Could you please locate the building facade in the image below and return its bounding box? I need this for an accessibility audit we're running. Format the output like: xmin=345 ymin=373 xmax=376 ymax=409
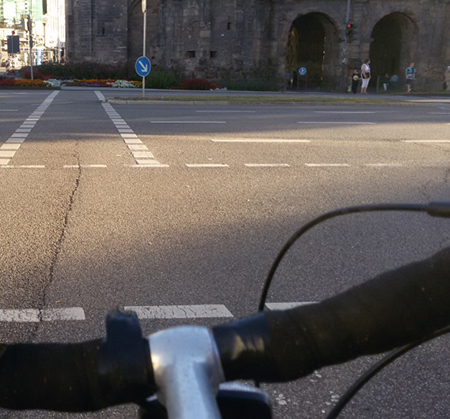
xmin=67 ymin=0 xmax=450 ymax=90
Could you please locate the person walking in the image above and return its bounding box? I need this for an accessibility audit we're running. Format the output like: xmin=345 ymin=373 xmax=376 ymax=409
xmin=361 ymin=58 xmax=371 ymax=94
xmin=405 ymin=62 xmax=416 ymax=94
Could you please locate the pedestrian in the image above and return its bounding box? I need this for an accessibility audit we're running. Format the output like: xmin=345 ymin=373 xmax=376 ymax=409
xmin=444 ymin=66 xmax=450 ymax=92
xmin=405 ymin=62 xmax=416 ymax=94
xmin=382 ymin=73 xmax=390 ymax=92
xmin=360 ymin=58 xmax=371 ymax=94
xmin=351 ymin=69 xmax=360 ymax=94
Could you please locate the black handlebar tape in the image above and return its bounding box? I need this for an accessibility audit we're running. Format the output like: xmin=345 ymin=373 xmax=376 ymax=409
xmin=214 ymin=247 xmax=450 ymax=382
xmin=0 ymin=310 xmax=155 ymax=412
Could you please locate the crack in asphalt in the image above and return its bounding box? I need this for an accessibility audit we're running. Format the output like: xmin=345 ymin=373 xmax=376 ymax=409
xmin=29 ymin=146 xmax=82 ymax=338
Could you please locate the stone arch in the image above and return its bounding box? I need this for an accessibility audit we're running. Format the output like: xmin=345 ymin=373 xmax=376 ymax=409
xmin=369 ymin=12 xmax=419 ymax=83
xmin=285 ymin=12 xmax=340 ymax=90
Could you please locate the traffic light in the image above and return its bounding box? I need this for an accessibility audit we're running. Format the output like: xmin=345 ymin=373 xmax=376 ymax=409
xmin=345 ymin=22 xmax=357 ymax=42
xmin=346 ymin=23 xmax=354 ymax=36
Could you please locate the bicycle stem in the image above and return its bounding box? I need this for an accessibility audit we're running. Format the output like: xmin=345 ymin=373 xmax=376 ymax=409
xmin=149 ymin=326 xmax=225 ymax=419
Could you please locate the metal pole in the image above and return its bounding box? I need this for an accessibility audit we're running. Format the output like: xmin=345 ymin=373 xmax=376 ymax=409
xmin=142 ymin=10 xmax=147 ymax=98
xmin=28 ymin=15 xmax=33 ymax=80
xmin=339 ymin=0 xmax=351 ymax=92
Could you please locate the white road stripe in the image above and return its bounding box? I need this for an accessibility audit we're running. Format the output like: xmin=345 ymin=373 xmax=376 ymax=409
xmin=150 ymin=121 xmax=226 ymax=124
xmin=1 ymin=91 xmax=59 ymax=166
xmin=186 ymin=163 xmax=229 ymax=168
xmin=196 ymin=110 xmax=256 ymax=113
xmin=0 ymin=109 xmax=19 ymax=112
xmin=211 ymin=139 xmax=310 ymax=143
xmin=63 ymin=165 xmax=107 ymax=168
xmin=6 ymin=138 xmax=26 ymax=143
xmin=365 ymin=163 xmax=403 ymax=167
xmin=97 ymin=91 xmax=165 ymax=167
xmin=132 ymin=151 xmax=155 ymax=159
xmin=305 ymin=163 xmax=350 ymax=167
xmin=133 ymin=161 xmax=170 ymax=167
xmin=314 ymin=111 xmax=376 ymax=114
xmin=1 ymin=144 xmax=21 ymax=150
xmin=95 ymin=91 xmax=106 ymax=101
xmin=245 ymin=163 xmax=290 ymax=167
xmin=0 ymin=308 xmax=85 ymax=322
xmin=128 ymin=144 xmax=149 ymax=151
xmin=0 ymin=151 xmax=16 ymax=158
xmin=265 ymin=302 xmax=317 ymax=310
xmin=125 ymin=305 xmax=233 ymax=319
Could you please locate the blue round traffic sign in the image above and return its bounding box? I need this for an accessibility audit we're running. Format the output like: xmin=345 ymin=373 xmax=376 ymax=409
xmin=135 ymin=56 xmax=151 ymax=77
xmin=299 ymin=67 xmax=307 ymax=76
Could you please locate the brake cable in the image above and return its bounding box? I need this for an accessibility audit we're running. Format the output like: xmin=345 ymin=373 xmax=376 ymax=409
xmin=257 ymin=202 xmax=450 ymax=416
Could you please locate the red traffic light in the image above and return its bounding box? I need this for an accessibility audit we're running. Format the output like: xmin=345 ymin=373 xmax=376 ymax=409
xmin=347 ymin=23 xmax=353 ymax=29
xmin=12 ymin=30 xmax=15 ymax=35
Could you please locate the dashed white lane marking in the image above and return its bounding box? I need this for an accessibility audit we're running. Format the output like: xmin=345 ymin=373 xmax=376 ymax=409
xmin=0 ymin=109 xmax=19 ymax=112
xmin=265 ymin=302 xmax=317 ymax=310
xmin=0 ymin=91 xmax=59 ymax=166
xmin=245 ymin=163 xmax=290 ymax=167
xmin=124 ymin=305 xmax=234 ymax=319
xmin=364 ymin=163 xmax=403 ymax=167
xmin=196 ymin=110 xmax=257 ymax=113
xmin=0 ymin=308 xmax=85 ymax=322
xmin=211 ymin=139 xmax=310 ymax=143
xmin=96 ymin=91 xmax=167 ymax=167
xmin=305 ymin=163 xmax=350 ymax=167
xmin=186 ymin=163 xmax=229 ymax=168
xmin=314 ymin=111 xmax=376 ymax=114
xmin=1 ymin=144 xmax=21 ymax=150
xmin=402 ymin=140 xmax=450 ymax=143
xmin=63 ymin=165 xmax=107 ymax=168
xmin=150 ymin=121 xmax=226 ymax=124
xmin=298 ymin=122 xmax=376 ymax=125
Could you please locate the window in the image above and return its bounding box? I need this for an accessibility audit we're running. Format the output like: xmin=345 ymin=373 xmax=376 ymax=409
xmin=186 ymin=51 xmax=196 ymax=58
xmin=210 ymin=51 xmax=217 ymax=58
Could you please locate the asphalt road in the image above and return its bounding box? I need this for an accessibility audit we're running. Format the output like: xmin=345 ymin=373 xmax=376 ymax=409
xmin=0 ymin=88 xmax=450 ymax=418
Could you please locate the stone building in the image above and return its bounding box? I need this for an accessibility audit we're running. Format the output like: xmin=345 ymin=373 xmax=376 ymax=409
xmin=66 ymin=0 xmax=450 ymax=91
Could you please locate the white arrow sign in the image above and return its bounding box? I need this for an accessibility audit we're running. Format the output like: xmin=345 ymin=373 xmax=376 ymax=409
xmin=139 ymin=62 xmax=148 ymax=73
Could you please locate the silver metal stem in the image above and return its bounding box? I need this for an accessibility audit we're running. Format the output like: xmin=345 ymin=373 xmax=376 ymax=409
xmin=149 ymin=326 xmax=225 ymax=419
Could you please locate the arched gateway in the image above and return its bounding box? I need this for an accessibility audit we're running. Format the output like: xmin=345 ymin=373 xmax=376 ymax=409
xmin=66 ymin=0 xmax=449 ymax=91
xmin=369 ymin=13 xmax=418 ymax=84
xmin=286 ymin=13 xmax=339 ymax=90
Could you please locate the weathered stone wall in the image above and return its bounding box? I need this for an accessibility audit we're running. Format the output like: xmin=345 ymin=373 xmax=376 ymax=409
xmin=66 ymin=0 xmax=450 ymax=90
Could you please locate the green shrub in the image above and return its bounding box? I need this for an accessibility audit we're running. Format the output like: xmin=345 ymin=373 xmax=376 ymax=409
xmin=33 ymin=62 xmax=129 ymax=80
xmin=175 ymin=78 xmax=221 ymax=90
xmin=145 ymin=69 xmax=181 ymax=89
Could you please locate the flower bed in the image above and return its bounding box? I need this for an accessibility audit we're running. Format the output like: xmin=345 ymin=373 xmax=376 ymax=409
xmin=0 ymin=78 xmax=49 ymax=88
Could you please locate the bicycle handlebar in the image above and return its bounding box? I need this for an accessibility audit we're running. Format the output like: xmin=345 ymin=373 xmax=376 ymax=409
xmin=214 ymin=246 xmax=450 ymax=382
xmin=0 ymin=247 xmax=449 ymax=412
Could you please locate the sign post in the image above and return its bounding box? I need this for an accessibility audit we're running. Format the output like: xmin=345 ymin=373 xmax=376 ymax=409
xmin=135 ymin=56 xmax=151 ymax=96
xmin=142 ymin=0 xmax=147 ymax=98
xmin=298 ymin=67 xmax=308 ymax=90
